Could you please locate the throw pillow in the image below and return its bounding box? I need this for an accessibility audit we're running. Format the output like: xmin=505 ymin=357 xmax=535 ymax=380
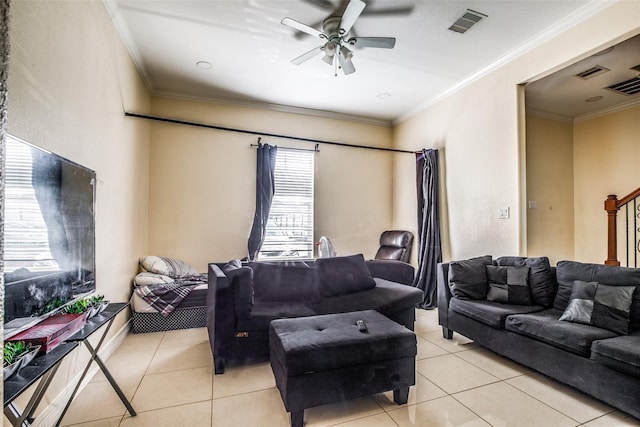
xmin=486 ymin=265 xmax=531 ymax=305
xmin=559 ymin=280 xmax=635 ymax=335
xmin=140 ymin=255 xmax=199 ymax=279
xmin=448 ymin=255 xmax=493 ymax=300
xmin=133 ymin=272 xmax=174 ymax=287
xmin=251 ymin=263 xmax=318 ymax=302
xmin=316 ymin=254 xmax=376 ymax=297
xmin=496 ymin=256 xmax=555 ymax=306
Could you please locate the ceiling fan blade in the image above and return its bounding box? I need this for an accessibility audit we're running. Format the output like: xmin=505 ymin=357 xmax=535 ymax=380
xmin=339 ymin=0 xmax=365 ymax=35
xmin=351 ymin=37 xmax=396 ymax=49
xmin=300 ymin=0 xmax=335 ymax=12
xmin=291 ymin=46 xmax=324 ymax=65
xmin=281 ymin=17 xmax=324 ymax=39
xmin=338 ymin=50 xmax=355 ymax=75
xmin=361 ymin=7 xmax=414 ymax=17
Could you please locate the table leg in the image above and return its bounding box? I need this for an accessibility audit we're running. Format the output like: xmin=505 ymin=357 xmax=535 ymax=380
xmin=54 ymin=316 xmax=136 ymax=426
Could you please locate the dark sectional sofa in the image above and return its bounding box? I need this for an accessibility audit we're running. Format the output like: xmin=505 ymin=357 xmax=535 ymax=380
xmin=438 ymin=256 xmax=640 ymax=419
xmin=207 ymin=254 xmax=423 ymax=374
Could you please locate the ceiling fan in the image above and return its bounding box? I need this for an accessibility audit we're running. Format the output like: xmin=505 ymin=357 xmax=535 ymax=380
xmin=281 ymin=0 xmax=396 ymax=76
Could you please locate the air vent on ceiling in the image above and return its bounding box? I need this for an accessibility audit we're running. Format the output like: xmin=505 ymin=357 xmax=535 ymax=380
xmin=606 ymin=76 xmax=640 ymax=95
xmin=447 ymin=9 xmax=487 ymax=34
xmin=575 ymin=65 xmax=610 ymax=80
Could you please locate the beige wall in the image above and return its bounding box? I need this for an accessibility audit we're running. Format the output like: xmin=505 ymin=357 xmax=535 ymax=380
xmin=525 ymin=107 xmax=640 ymax=266
xmin=574 ymin=106 xmax=640 ymax=264
xmin=6 ymin=0 xmax=150 ymax=415
xmin=393 ymin=1 xmax=640 ymax=262
xmin=525 ymin=115 xmax=574 ymax=264
xmin=148 ymin=97 xmax=394 ymax=270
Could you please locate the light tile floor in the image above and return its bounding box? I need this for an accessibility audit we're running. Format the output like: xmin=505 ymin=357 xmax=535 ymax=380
xmin=58 ymin=309 xmax=640 ymax=427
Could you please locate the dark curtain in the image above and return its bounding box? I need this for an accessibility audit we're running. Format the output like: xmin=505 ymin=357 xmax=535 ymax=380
xmin=247 ymin=142 xmax=277 ymax=261
xmin=413 ymin=149 xmax=442 ymax=309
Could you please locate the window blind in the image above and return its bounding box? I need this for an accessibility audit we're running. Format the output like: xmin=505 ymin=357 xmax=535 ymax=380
xmin=259 ymin=148 xmax=314 ymax=260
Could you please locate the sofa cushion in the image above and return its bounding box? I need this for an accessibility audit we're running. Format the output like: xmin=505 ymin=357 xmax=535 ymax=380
xmin=450 ymin=298 xmax=544 ymax=329
xmin=591 ymin=332 xmax=640 ymax=378
xmin=308 ymin=278 xmax=423 ymax=318
xmin=496 ymin=256 xmax=556 ymax=307
xmin=505 ymin=309 xmax=617 ymax=357
xmin=559 ymin=280 xmax=635 ymax=335
xmin=251 ymin=262 xmax=319 ymax=302
xmin=237 ymin=301 xmax=316 ymax=332
xmin=554 ymin=260 xmax=640 ymax=330
xmin=316 ymin=254 xmax=376 ymax=297
xmin=448 ymin=255 xmax=493 ymax=300
xmin=486 ymin=265 xmax=531 ymax=305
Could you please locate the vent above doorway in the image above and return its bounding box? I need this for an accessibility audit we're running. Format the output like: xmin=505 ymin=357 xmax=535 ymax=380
xmin=575 ymin=65 xmax=609 ymax=79
xmin=606 ymin=76 xmax=640 ymax=95
xmin=447 ymin=9 xmax=487 ymax=34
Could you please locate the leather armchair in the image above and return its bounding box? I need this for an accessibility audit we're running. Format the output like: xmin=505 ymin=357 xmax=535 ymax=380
xmin=374 ymin=230 xmax=414 ymax=263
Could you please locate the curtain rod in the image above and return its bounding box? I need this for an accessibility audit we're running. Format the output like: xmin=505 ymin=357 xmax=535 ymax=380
xmin=251 ymin=140 xmax=320 ymax=153
xmin=124 ymin=112 xmax=415 ymax=154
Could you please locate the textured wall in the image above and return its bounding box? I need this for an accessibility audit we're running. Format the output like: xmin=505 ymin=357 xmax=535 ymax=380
xmin=1 ymin=0 xmax=11 ymax=369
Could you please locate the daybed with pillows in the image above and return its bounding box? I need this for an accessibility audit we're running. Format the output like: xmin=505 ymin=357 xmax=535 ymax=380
xmin=207 ymin=254 xmax=423 ymax=374
xmin=438 ymin=256 xmax=640 ymax=419
xmin=131 ymin=256 xmax=209 ymax=333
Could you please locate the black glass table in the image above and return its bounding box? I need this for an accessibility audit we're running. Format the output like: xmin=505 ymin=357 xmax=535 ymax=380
xmin=4 ymin=342 xmax=79 ymax=426
xmin=3 ymin=302 xmax=136 ymax=427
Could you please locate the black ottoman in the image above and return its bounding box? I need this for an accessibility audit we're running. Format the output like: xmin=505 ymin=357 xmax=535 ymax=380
xmin=269 ymin=310 xmax=416 ymax=427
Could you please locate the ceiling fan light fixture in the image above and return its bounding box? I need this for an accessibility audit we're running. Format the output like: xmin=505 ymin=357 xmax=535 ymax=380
xmin=340 ymin=46 xmax=353 ymax=61
xmin=322 ymin=42 xmax=337 ymax=64
xmin=322 ymin=54 xmax=334 ymax=65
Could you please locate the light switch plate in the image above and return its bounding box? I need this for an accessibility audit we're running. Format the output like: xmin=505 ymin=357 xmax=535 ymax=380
xmin=498 ymin=207 xmax=510 ymax=219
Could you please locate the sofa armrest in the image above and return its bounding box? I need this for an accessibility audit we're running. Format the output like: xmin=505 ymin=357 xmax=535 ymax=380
xmin=207 ymin=263 xmax=235 ymax=374
xmin=436 ymin=262 xmax=453 ymax=338
xmin=366 ymin=259 xmax=415 ymax=285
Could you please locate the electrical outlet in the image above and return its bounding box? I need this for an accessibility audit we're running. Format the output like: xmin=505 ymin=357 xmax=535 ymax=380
xmin=529 ymin=201 xmax=537 ymax=209
xmin=498 ymin=207 xmax=510 ymax=219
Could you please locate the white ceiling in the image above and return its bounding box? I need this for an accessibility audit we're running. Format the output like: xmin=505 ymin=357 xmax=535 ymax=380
xmin=105 ymin=0 xmax=621 ymax=124
xmin=526 ymin=34 xmax=640 ymax=120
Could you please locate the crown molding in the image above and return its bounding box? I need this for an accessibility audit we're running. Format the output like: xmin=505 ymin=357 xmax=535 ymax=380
xmin=525 ymin=109 xmax=574 ymax=123
xmin=574 ymin=98 xmax=640 ymax=123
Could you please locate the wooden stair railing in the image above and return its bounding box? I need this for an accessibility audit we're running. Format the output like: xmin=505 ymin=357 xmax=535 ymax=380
xmin=605 ymin=187 xmax=640 ymax=266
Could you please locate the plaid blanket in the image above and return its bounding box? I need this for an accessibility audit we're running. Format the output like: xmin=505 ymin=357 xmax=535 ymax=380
xmin=134 ymin=275 xmax=206 ymax=317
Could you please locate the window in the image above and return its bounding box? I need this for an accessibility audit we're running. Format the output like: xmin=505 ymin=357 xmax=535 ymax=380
xmin=259 ymin=148 xmax=314 ymax=260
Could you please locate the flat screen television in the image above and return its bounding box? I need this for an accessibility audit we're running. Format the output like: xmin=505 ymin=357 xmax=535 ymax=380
xmin=3 ymin=134 xmax=96 ymax=339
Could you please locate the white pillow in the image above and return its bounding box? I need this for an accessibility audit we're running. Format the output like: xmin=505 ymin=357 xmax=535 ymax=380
xmin=139 ymin=256 xmax=198 ymax=278
xmin=133 ymin=272 xmax=174 ymax=287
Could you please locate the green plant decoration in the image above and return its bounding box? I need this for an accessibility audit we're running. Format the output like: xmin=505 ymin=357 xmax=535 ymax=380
xmin=35 ymin=298 xmax=67 ymax=316
xmin=4 ymin=341 xmax=33 ymax=367
xmin=62 ymin=299 xmax=89 ymax=314
xmin=87 ymin=295 xmax=106 ymax=307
